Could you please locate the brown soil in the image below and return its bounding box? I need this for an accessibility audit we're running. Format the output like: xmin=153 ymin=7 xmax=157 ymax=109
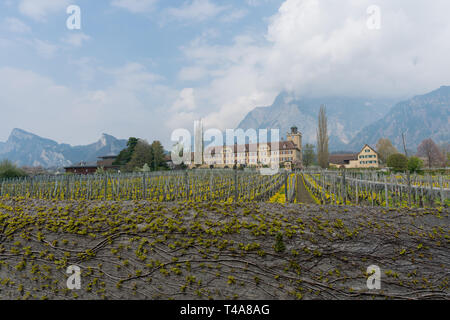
xmin=0 ymin=198 xmax=448 ymax=300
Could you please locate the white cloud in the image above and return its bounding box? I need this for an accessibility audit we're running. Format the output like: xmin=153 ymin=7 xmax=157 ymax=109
xmin=170 ymin=0 xmax=450 ymax=132
xmin=166 ymin=0 xmax=227 ymax=22
xmin=220 ymin=9 xmax=248 ymax=23
xmin=178 ymin=66 xmax=208 ymax=81
xmin=246 ymin=0 xmax=271 ymax=6
xmin=111 ymin=0 xmax=158 ymax=13
xmin=3 ymin=17 xmax=31 ymax=33
xmin=0 ymin=64 xmax=177 ymax=146
xmin=171 ymin=88 xmax=196 ymax=111
xmin=62 ymin=33 xmax=91 ymax=47
xmin=33 ymin=39 xmax=58 ymax=58
xmin=18 ymin=0 xmax=70 ymax=21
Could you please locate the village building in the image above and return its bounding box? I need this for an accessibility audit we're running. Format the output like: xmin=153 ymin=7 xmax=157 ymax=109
xmin=329 ymin=144 xmax=379 ymax=169
xmin=194 ymin=126 xmax=303 ymax=169
xmin=64 ymin=155 xmax=120 ymax=175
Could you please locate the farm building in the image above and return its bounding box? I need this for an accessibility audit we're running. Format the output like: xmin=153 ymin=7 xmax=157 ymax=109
xmin=329 ymin=144 xmax=380 ymax=169
xmin=64 ymin=155 xmax=120 ymax=175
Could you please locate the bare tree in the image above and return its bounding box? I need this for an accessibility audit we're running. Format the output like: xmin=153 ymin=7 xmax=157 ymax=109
xmin=376 ymin=138 xmax=398 ymax=164
xmin=416 ymin=138 xmax=445 ymax=168
xmin=316 ymin=105 xmax=329 ymax=169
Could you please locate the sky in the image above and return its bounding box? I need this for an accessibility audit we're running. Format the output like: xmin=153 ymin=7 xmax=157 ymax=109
xmin=1 ymin=0 xmax=450 ymax=148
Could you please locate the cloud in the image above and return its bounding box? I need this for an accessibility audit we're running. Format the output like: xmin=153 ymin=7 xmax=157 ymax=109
xmin=111 ymin=0 xmax=158 ymax=13
xmin=245 ymin=0 xmax=271 ymax=6
xmin=3 ymin=17 xmax=31 ymax=33
xmin=18 ymin=0 xmax=70 ymax=21
xmin=170 ymin=0 xmax=450 ymax=133
xmin=166 ymin=0 xmax=227 ymax=22
xmin=171 ymin=88 xmax=196 ymax=112
xmin=220 ymin=9 xmax=248 ymax=23
xmin=62 ymin=32 xmax=91 ymax=47
xmin=0 ymin=64 xmax=177 ymax=146
xmin=178 ymin=66 xmax=208 ymax=81
xmin=33 ymin=39 xmax=58 ymax=58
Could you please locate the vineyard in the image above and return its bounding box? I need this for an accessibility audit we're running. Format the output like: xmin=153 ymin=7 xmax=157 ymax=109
xmin=302 ymin=170 xmax=450 ymax=208
xmin=0 ymin=169 xmax=448 ymax=208
xmin=0 ymin=169 xmax=448 ymax=300
xmin=0 ymin=170 xmax=285 ymax=203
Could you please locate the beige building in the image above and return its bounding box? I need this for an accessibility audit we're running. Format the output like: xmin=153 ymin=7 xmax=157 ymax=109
xmin=330 ymin=144 xmax=379 ymax=169
xmin=197 ymin=126 xmax=303 ymax=169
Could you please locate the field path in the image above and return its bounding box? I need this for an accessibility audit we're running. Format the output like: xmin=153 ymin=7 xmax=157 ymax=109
xmin=296 ymin=174 xmax=316 ymax=204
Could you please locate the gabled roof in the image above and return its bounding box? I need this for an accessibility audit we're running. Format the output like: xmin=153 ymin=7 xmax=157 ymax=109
xmin=358 ymin=144 xmax=378 ymax=155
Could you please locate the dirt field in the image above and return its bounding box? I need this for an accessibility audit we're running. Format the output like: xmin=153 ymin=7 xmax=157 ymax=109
xmin=0 ymin=198 xmax=448 ymax=300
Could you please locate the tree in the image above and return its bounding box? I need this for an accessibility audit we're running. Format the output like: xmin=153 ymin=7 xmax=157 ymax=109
xmin=126 ymin=140 xmax=153 ymax=171
xmin=113 ymin=137 xmax=139 ymax=166
xmin=316 ymin=105 xmax=329 ymax=169
xmin=407 ymin=156 xmax=423 ymax=173
xmin=416 ymin=138 xmax=445 ymax=168
xmin=0 ymin=160 xmax=27 ymax=179
xmin=376 ymin=138 xmax=398 ymax=164
xmin=387 ymin=153 xmax=408 ymax=172
xmin=150 ymin=141 xmax=167 ymax=171
xmin=302 ymin=144 xmax=316 ymax=167
xmin=439 ymin=142 xmax=450 ymax=167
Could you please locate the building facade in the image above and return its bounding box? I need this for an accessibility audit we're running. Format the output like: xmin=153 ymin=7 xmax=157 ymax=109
xmin=329 ymin=144 xmax=379 ymax=169
xmin=198 ymin=126 xmax=303 ymax=169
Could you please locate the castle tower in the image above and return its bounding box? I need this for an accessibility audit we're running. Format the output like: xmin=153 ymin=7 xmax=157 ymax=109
xmin=287 ymin=126 xmax=302 ymax=148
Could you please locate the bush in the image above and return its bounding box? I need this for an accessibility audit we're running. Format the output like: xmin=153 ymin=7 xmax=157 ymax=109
xmin=407 ymin=156 xmax=423 ymax=173
xmin=387 ymin=153 xmax=408 ymax=172
xmin=274 ymin=232 xmax=286 ymax=253
xmin=0 ymin=160 xmax=27 ymax=179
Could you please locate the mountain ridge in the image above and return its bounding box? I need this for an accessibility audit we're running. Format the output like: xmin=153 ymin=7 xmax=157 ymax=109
xmin=348 ymin=86 xmax=450 ymax=150
xmin=238 ymin=93 xmax=394 ymax=151
xmin=238 ymin=86 xmax=449 ymax=152
xmin=0 ymin=129 xmax=127 ymax=168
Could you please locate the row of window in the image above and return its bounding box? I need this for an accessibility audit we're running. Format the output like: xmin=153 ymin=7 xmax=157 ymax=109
xmin=360 ymin=160 xmax=377 ymax=164
xmin=360 ymin=154 xmax=376 ymax=159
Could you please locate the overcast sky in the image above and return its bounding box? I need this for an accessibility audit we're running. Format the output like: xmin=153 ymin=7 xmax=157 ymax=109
xmin=1 ymin=0 xmax=449 ymax=147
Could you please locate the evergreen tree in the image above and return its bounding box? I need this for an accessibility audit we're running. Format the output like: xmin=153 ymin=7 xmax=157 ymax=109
xmin=126 ymin=140 xmax=153 ymax=171
xmin=113 ymin=137 xmax=139 ymax=166
xmin=151 ymin=141 xmax=167 ymax=171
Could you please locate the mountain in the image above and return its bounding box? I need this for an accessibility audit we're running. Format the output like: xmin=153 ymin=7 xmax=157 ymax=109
xmin=0 ymin=129 xmax=127 ymax=168
xmin=237 ymin=92 xmax=394 ymax=151
xmin=348 ymin=86 xmax=450 ymax=151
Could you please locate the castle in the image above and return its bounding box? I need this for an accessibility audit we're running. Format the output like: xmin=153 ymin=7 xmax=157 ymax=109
xmin=197 ymin=126 xmax=303 ymax=169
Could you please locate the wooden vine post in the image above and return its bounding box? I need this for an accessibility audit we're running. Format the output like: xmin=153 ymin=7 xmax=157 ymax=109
xmin=284 ymin=172 xmax=288 ymax=204
xmin=384 ymin=175 xmax=389 ymax=208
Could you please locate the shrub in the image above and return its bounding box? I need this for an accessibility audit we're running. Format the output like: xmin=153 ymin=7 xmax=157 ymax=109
xmin=407 ymin=156 xmax=423 ymax=173
xmin=0 ymin=160 xmax=27 ymax=179
xmin=274 ymin=232 xmax=286 ymax=253
xmin=387 ymin=153 xmax=408 ymax=172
